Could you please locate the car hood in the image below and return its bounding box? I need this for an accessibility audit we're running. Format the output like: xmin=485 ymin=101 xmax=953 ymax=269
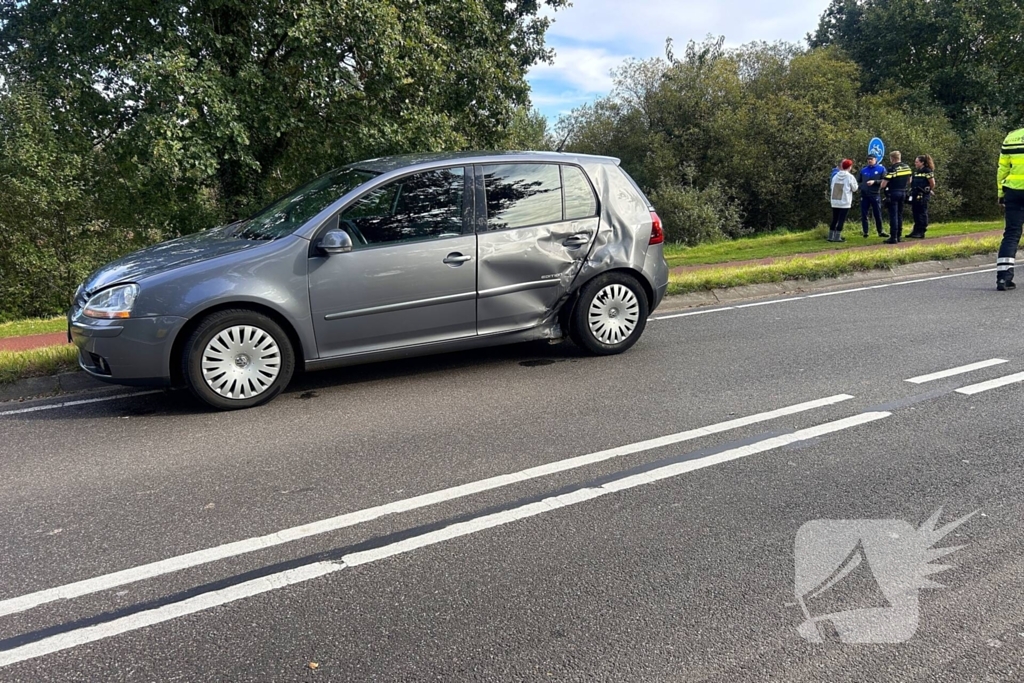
xmin=82 ymin=225 xmax=264 ymax=293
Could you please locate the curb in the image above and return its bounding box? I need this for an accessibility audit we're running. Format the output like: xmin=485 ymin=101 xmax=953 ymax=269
xmin=657 ymin=254 xmax=997 ymax=311
xmin=0 ymin=255 xmax=1004 ymax=405
xmin=0 ymin=371 xmax=118 ymax=404
xmin=667 ymin=230 xmax=1004 ymax=275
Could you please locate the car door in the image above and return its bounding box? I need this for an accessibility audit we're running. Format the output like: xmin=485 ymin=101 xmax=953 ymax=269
xmin=308 ymin=166 xmax=477 ymax=358
xmin=475 ymin=163 xmax=600 ymax=335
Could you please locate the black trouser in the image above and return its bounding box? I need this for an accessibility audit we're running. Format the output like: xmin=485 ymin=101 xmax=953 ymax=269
xmin=830 ymin=207 xmax=850 ymax=233
xmin=861 ymin=194 xmax=883 ymax=235
xmin=998 ymin=188 xmax=1024 ymax=282
xmin=911 ymin=193 xmax=930 ymax=234
xmin=887 ymin=191 xmax=906 ymax=239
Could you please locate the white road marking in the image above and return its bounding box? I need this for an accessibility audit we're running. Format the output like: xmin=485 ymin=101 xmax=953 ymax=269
xmin=905 ymin=359 xmax=1009 ymax=384
xmin=651 ymin=307 xmax=735 ymax=320
xmin=0 ymin=394 xmax=853 ymax=619
xmin=733 ymin=299 xmax=802 ymax=309
xmin=0 ymin=391 xmax=163 ymax=416
xmin=650 ymin=267 xmax=999 ymax=321
xmin=956 ymin=371 xmax=1024 ymax=396
xmin=0 ymin=561 xmax=341 ymax=669
xmin=0 ymin=410 xmax=889 ymax=669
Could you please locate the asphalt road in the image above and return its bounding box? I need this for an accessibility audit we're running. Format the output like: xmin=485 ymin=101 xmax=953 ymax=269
xmin=1 ymin=266 xmax=1023 ymax=682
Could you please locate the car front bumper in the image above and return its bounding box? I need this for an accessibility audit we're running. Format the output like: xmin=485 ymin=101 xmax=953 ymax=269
xmin=69 ymin=315 xmax=188 ymax=386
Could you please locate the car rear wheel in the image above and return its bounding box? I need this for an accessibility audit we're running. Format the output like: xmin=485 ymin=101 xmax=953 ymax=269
xmin=182 ymin=310 xmax=295 ymax=410
xmin=570 ymin=273 xmax=649 ymax=355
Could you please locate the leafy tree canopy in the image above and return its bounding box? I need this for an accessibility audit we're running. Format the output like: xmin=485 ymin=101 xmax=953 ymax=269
xmin=0 ymin=0 xmax=564 ymax=222
xmin=810 ymin=0 xmax=1024 ymax=128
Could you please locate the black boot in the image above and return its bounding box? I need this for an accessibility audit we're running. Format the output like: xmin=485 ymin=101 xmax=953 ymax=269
xmin=878 ymin=230 xmax=889 ymax=238
xmin=997 ymin=280 xmax=1016 ymax=291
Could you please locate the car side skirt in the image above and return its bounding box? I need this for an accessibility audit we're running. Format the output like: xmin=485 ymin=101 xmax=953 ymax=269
xmin=304 ymin=323 xmax=562 ymax=373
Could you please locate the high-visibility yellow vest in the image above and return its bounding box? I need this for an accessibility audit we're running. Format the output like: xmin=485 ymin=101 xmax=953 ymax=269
xmin=998 ymin=128 xmax=1024 ymax=198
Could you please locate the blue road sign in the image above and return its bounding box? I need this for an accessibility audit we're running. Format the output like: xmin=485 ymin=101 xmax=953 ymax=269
xmin=868 ymin=137 xmax=885 ymax=161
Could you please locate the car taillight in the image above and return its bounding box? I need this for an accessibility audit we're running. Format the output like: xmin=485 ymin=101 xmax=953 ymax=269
xmin=649 ymin=211 xmax=664 ymax=245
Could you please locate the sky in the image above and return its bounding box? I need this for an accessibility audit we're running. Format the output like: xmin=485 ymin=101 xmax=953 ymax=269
xmin=527 ymin=0 xmax=834 ymax=122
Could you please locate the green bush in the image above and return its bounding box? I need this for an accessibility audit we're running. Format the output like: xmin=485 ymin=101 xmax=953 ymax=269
xmin=650 ymin=182 xmax=747 ymax=245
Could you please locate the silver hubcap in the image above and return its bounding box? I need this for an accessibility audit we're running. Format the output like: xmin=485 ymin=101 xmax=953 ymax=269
xmin=588 ymin=283 xmax=640 ymax=345
xmin=202 ymin=325 xmax=281 ymax=400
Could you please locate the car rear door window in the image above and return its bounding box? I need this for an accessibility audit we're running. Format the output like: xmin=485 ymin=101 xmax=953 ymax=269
xmin=562 ymin=165 xmax=598 ymax=220
xmin=482 ymin=163 xmax=563 ymax=231
xmin=340 ymin=168 xmax=465 ymax=247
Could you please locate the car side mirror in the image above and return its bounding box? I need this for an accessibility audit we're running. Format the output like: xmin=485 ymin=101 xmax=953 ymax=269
xmin=318 ymin=229 xmax=353 ymax=255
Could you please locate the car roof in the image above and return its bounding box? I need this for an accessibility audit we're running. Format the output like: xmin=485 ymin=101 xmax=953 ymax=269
xmin=350 ymin=150 xmax=621 ymax=174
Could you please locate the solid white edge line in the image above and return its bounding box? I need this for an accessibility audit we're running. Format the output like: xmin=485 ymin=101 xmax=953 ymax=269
xmin=650 ymin=267 xmax=999 ymax=320
xmin=651 ymin=307 xmax=735 ymax=320
xmin=906 ymin=359 xmax=1009 ymax=384
xmin=0 ymin=410 xmax=890 ymax=669
xmin=955 ymin=371 xmax=1024 ymax=396
xmin=0 ymin=394 xmax=854 ymax=619
xmin=0 ymin=391 xmax=163 ymax=417
xmin=0 ymin=561 xmax=344 ymax=669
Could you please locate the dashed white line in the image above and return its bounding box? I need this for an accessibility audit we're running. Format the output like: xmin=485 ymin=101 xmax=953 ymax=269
xmin=956 ymin=371 xmax=1024 ymax=396
xmin=0 ymin=391 xmax=163 ymax=416
xmin=906 ymin=359 xmax=1008 ymax=384
xmin=0 ymin=410 xmax=889 ymax=669
xmin=0 ymin=394 xmax=853 ymax=619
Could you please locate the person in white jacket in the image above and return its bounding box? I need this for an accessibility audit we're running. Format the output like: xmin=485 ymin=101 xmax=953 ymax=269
xmin=828 ymin=159 xmax=859 ymax=242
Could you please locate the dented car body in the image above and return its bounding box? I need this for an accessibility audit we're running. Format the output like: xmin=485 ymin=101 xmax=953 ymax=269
xmin=69 ymin=151 xmax=669 ymax=409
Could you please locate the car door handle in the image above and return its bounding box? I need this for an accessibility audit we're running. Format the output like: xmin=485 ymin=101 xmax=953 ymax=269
xmin=443 ymin=253 xmax=473 ymax=266
xmin=563 ymin=233 xmax=591 ymax=247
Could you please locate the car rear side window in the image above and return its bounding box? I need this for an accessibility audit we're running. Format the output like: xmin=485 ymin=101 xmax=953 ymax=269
xmin=562 ymin=165 xmax=598 ymax=220
xmin=340 ymin=168 xmax=465 ymax=247
xmin=482 ymin=163 xmax=563 ymax=231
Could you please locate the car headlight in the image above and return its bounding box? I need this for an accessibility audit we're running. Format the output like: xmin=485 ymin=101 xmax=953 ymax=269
xmin=83 ymin=284 xmax=140 ymax=319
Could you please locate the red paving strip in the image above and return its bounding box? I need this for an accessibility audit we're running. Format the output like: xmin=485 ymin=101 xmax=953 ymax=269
xmin=0 ymin=332 xmax=70 ymax=353
xmin=669 ymin=230 xmax=1004 ymax=275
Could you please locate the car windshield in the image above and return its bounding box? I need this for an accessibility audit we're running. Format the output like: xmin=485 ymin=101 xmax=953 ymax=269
xmin=235 ymin=168 xmax=379 ymax=240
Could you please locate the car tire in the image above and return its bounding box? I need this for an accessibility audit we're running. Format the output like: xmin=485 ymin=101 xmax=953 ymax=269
xmin=182 ymin=309 xmax=295 ymax=411
xmin=570 ymin=273 xmax=649 ymax=356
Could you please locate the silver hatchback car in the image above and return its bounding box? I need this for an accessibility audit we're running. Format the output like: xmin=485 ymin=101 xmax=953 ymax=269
xmin=70 ymin=151 xmax=669 ymax=410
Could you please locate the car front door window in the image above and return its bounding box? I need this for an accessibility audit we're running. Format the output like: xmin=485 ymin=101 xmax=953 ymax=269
xmin=340 ymin=168 xmax=465 ymax=247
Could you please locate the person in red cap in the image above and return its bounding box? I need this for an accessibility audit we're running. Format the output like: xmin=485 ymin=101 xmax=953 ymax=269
xmin=828 ymin=159 xmax=859 ymax=242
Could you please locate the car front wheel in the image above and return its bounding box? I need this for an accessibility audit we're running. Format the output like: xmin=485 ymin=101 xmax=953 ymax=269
xmin=570 ymin=273 xmax=649 ymax=355
xmin=182 ymin=310 xmax=295 ymax=410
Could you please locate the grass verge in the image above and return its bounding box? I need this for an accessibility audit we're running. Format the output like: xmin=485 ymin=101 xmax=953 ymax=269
xmin=0 ymin=316 xmax=67 ymax=338
xmin=0 ymin=345 xmax=79 ymax=385
xmin=667 ymin=236 xmax=1001 ymax=296
xmin=663 ymin=220 xmax=1002 ymax=268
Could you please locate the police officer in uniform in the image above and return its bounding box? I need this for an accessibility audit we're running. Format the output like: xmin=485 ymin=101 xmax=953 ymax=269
xmin=857 ymin=154 xmax=888 ymax=238
xmin=907 ymin=155 xmax=936 ymax=239
xmin=996 ymin=127 xmax=1024 ymax=290
xmin=880 ymin=151 xmax=912 ymax=243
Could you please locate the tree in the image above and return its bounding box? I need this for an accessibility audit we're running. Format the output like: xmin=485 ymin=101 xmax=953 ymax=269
xmin=0 ymin=0 xmax=567 ymax=222
xmin=810 ymin=0 xmax=1024 ymax=128
xmin=559 ymin=38 xmax=975 ymax=236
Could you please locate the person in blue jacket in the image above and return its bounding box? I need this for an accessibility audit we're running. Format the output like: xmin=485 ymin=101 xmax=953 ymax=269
xmin=856 ymin=154 xmax=888 ymax=238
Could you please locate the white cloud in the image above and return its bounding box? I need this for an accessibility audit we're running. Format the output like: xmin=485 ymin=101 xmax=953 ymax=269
xmin=528 ymin=0 xmax=833 ymax=119
xmin=543 ymin=0 xmax=830 ymax=50
xmin=529 ymin=46 xmax=629 ymax=95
